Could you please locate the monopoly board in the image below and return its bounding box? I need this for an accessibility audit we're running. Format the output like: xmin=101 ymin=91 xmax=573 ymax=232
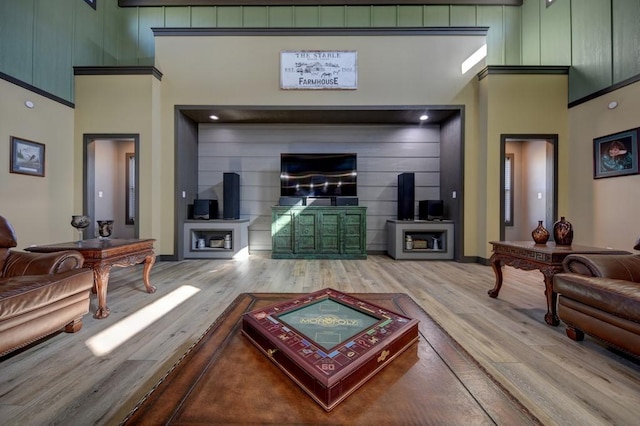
xmin=241 ymin=288 xmax=419 ymax=411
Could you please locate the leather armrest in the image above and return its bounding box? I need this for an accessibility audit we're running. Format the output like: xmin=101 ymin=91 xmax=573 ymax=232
xmin=562 ymin=254 xmax=640 ymax=282
xmin=3 ymin=250 xmax=85 ymax=277
xmin=553 ymin=272 xmax=640 ymax=322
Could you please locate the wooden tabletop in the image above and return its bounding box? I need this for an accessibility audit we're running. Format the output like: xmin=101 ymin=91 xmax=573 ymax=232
xmin=26 ymin=238 xmax=155 ymax=259
xmin=122 ymin=292 xmax=540 ymax=425
xmin=490 ymin=240 xmax=630 ymax=255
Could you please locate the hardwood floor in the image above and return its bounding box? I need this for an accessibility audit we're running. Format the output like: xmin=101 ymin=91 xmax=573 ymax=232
xmin=1 ymin=254 xmax=638 ymax=425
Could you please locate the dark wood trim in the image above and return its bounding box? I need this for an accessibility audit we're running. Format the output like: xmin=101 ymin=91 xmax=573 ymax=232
xmin=153 ymin=26 xmax=489 ymax=37
xmin=122 ymin=0 xmax=522 ymax=6
xmin=0 ymin=72 xmax=75 ymax=108
xmin=74 ymin=66 xmax=163 ymax=81
xmin=568 ymin=72 xmax=640 ymax=108
xmin=477 ymin=65 xmax=570 ymax=80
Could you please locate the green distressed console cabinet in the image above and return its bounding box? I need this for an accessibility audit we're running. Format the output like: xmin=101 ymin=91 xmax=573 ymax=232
xmin=271 ymin=206 xmax=367 ymax=259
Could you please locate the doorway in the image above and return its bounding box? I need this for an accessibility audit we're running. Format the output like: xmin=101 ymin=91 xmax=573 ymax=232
xmin=83 ymin=134 xmax=140 ymax=239
xmin=500 ymin=134 xmax=558 ymax=241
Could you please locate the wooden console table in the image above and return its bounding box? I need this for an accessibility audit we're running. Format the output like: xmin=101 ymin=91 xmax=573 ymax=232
xmin=26 ymin=238 xmax=156 ymax=319
xmin=488 ymin=241 xmax=629 ymax=326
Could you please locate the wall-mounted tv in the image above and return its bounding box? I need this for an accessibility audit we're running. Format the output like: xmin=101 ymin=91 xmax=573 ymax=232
xmin=280 ymin=153 xmax=357 ymax=197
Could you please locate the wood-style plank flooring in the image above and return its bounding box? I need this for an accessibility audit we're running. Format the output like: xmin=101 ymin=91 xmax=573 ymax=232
xmin=1 ymin=253 xmax=638 ymax=425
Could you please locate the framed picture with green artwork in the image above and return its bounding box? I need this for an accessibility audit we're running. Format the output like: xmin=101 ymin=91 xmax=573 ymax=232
xmin=593 ymin=128 xmax=638 ymax=179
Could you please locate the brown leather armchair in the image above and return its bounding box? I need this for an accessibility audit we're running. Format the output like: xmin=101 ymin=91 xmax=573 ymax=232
xmin=553 ymin=253 xmax=640 ymax=357
xmin=0 ymin=216 xmax=94 ymax=357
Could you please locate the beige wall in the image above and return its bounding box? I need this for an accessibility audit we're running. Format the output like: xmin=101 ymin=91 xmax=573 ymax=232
xmin=0 ymin=79 xmax=76 ymax=248
xmin=74 ymin=74 xmax=161 ymax=244
xmin=478 ymin=73 xmax=569 ymax=258
xmin=567 ymin=80 xmax=640 ymax=251
xmin=154 ymin=33 xmax=486 ymax=257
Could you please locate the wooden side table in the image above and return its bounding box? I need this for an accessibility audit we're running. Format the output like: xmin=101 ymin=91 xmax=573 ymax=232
xmin=488 ymin=241 xmax=629 ymax=326
xmin=26 ymin=238 xmax=156 ymax=319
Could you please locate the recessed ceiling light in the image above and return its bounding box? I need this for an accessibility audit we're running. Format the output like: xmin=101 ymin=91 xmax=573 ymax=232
xmin=419 ymin=115 xmax=429 ymax=121
xmin=608 ymin=101 xmax=618 ymax=110
xmin=25 ymin=100 xmax=35 ymax=109
xmin=209 ymin=115 xmax=219 ymax=120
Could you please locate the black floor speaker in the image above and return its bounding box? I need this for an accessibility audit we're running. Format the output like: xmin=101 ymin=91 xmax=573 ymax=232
xmin=223 ymin=172 xmax=240 ymax=219
xmin=397 ymin=172 xmax=415 ymax=220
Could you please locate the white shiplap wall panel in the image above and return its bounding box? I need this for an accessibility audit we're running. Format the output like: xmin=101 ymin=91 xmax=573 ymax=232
xmin=198 ymin=123 xmax=441 ymax=253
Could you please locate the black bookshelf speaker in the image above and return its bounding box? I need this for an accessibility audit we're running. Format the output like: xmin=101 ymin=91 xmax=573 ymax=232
xmin=223 ymin=172 xmax=240 ymax=219
xmin=419 ymin=200 xmax=444 ymax=220
xmin=193 ymin=199 xmax=218 ymax=220
xmin=279 ymin=197 xmax=304 ymax=206
xmin=335 ymin=197 xmax=359 ymax=206
xmin=397 ymin=172 xmax=415 ymax=220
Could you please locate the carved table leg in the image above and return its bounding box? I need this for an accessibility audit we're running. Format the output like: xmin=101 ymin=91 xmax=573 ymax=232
xmin=142 ymin=254 xmax=157 ymax=294
xmin=93 ymin=263 xmax=112 ymax=319
xmin=488 ymin=253 xmax=503 ymax=298
xmin=541 ymin=269 xmax=560 ymax=326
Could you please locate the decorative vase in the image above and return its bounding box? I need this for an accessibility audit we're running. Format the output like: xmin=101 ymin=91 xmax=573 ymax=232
xmin=97 ymin=220 xmax=114 ymax=239
xmin=70 ymin=215 xmax=90 ymax=242
xmin=531 ymin=220 xmax=550 ymax=244
xmin=553 ymin=216 xmax=573 ymax=246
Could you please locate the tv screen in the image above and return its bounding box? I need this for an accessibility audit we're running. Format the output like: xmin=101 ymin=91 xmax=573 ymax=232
xmin=280 ymin=153 xmax=357 ymax=197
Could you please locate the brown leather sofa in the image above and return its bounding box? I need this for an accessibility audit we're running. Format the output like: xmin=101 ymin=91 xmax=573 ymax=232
xmin=0 ymin=216 xmax=94 ymax=357
xmin=553 ymin=253 xmax=640 ymax=357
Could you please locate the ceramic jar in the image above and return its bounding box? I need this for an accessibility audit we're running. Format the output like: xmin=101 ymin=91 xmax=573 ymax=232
xmin=553 ymin=216 xmax=573 ymax=246
xmin=97 ymin=220 xmax=114 ymax=238
xmin=531 ymin=220 xmax=550 ymax=244
xmin=405 ymin=235 xmax=413 ymax=250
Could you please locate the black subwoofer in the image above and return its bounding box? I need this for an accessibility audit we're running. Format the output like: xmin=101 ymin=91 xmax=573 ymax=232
xmin=193 ymin=199 xmax=218 ymax=220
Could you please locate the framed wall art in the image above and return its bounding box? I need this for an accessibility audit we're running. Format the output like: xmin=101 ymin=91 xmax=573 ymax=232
xmin=10 ymin=136 xmax=45 ymax=177
xmin=280 ymin=50 xmax=357 ymax=90
xmin=593 ymin=128 xmax=638 ymax=179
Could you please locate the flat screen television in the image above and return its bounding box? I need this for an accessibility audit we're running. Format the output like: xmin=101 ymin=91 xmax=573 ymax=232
xmin=280 ymin=153 xmax=357 ymax=197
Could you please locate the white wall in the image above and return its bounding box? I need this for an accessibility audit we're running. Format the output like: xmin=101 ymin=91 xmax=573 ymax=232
xmin=505 ymin=140 xmax=549 ymax=241
xmin=523 ymin=140 xmax=548 ymax=236
xmin=92 ymin=139 xmax=135 ymax=239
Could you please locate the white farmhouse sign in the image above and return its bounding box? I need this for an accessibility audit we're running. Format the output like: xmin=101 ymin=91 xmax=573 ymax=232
xmin=280 ymin=51 xmax=357 ymax=90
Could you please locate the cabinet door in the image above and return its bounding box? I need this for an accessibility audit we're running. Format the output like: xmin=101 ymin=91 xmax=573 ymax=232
xmin=272 ymin=210 xmax=294 ymax=254
xmin=342 ymin=210 xmax=366 ymax=254
xmin=318 ymin=210 xmax=341 ymax=254
xmin=295 ymin=211 xmax=318 ymax=253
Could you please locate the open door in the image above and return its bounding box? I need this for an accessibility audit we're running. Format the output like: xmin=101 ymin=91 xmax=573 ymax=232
xmin=500 ymin=134 xmax=558 ymax=241
xmin=83 ymin=134 xmax=140 ymax=239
